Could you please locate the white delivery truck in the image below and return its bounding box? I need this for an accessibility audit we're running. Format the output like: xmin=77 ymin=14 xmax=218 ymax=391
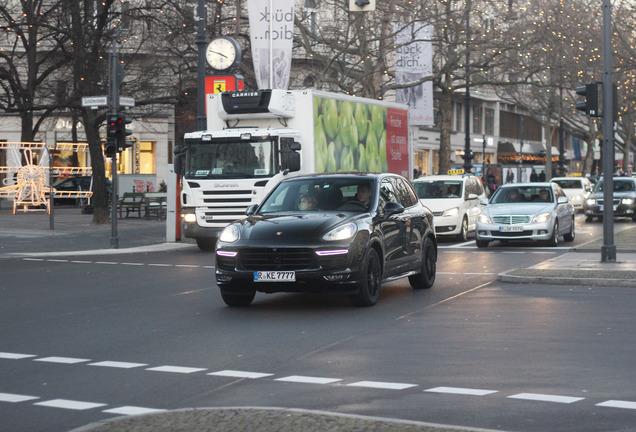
xmin=174 ymin=89 xmax=412 ymax=251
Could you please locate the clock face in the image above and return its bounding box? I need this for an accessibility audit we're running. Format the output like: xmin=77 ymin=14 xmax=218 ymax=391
xmin=206 ymin=37 xmax=240 ymax=71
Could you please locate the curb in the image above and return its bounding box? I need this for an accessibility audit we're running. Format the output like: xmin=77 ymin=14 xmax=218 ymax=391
xmin=69 ymin=407 xmax=509 ymax=432
xmin=498 ymin=269 xmax=636 ymax=287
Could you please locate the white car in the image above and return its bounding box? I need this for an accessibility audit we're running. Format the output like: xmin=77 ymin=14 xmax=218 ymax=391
xmin=550 ymin=176 xmax=593 ymax=211
xmin=412 ymin=175 xmax=487 ymax=241
xmin=475 ymin=182 xmax=575 ymax=247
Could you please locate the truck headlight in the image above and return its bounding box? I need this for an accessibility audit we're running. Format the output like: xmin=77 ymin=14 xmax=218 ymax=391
xmin=183 ymin=213 xmax=197 ymax=223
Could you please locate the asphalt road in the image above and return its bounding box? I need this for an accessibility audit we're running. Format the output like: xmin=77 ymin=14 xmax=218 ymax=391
xmin=2 ymin=215 xmax=636 ymax=432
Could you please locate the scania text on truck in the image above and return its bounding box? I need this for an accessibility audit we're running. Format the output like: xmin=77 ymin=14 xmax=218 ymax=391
xmin=174 ymin=89 xmax=412 ymax=251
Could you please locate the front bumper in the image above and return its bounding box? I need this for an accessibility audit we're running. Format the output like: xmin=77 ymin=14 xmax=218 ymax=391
xmin=475 ymin=221 xmax=553 ymax=242
xmin=585 ymin=203 xmax=636 ymax=218
xmin=433 ymin=214 xmax=462 ymax=236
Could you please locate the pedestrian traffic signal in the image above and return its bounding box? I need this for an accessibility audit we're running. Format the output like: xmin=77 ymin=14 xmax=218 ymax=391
xmin=575 ymin=82 xmax=600 ymax=117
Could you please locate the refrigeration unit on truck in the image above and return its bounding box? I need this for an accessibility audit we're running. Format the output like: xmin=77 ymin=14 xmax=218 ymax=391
xmin=174 ymin=88 xmax=412 ymax=251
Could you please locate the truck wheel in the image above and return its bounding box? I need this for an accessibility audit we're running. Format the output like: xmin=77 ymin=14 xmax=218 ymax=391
xmin=196 ymin=238 xmax=216 ymax=252
xmin=350 ymin=248 xmax=381 ymax=307
xmin=221 ymin=290 xmax=255 ymax=307
xmin=409 ymin=237 xmax=436 ymax=289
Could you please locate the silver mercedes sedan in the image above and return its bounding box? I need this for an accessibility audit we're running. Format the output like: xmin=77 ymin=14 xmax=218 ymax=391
xmin=475 ymin=182 xmax=575 ymax=247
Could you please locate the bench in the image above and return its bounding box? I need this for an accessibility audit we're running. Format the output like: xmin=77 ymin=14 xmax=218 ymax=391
xmin=144 ymin=192 xmax=167 ymax=220
xmin=117 ymin=192 xmax=148 ymax=218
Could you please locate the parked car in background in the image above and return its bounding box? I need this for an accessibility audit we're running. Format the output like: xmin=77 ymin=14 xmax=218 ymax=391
xmin=412 ymin=174 xmax=487 ymax=241
xmin=475 ymin=182 xmax=575 ymax=247
xmin=584 ymin=177 xmax=636 ymax=222
xmin=52 ymin=176 xmax=112 ymax=206
xmin=215 ymin=173 xmax=437 ymax=307
xmin=550 ymin=176 xmax=593 ymax=212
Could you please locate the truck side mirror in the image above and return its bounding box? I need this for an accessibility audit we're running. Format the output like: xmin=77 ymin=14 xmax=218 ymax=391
xmin=281 ymin=141 xmax=301 ymax=173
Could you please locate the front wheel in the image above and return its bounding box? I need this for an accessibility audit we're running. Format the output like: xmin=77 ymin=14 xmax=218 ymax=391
xmin=564 ymin=217 xmax=575 ymax=242
xmin=476 ymin=239 xmax=489 ymax=248
xmin=456 ymin=217 xmax=469 ymax=242
xmin=547 ymin=220 xmax=559 ymax=247
xmin=196 ymin=238 xmax=217 ymax=252
xmin=221 ymin=290 xmax=256 ymax=307
xmin=409 ymin=237 xmax=436 ymax=289
xmin=350 ymin=248 xmax=382 ymax=307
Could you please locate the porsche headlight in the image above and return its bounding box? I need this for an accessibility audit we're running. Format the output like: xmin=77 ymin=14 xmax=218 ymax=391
xmin=442 ymin=207 xmax=459 ymax=217
xmin=532 ymin=213 xmax=551 ymax=223
xmin=322 ymin=223 xmax=357 ymax=241
xmin=219 ymin=224 xmax=240 ymax=243
xmin=478 ymin=213 xmax=491 ymax=224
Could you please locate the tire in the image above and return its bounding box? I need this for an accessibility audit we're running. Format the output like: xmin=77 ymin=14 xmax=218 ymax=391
xmin=409 ymin=237 xmax=436 ymax=289
xmin=221 ymin=290 xmax=255 ymax=307
xmin=476 ymin=239 xmax=489 ymax=248
xmin=585 ymin=215 xmax=593 ymax=222
xmin=456 ymin=217 xmax=469 ymax=242
xmin=564 ymin=217 xmax=575 ymax=242
xmin=350 ymin=248 xmax=382 ymax=307
xmin=196 ymin=237 xmax=217 ymax=252
xmin=547 ymin=220 xmax=559 ymax=247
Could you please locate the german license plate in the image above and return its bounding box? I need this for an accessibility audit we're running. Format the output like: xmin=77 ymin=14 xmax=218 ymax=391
xmin=499 ymin=225 xmax=523 ymax=232
xmin=254 ymin=271 xmax=296 ymax=282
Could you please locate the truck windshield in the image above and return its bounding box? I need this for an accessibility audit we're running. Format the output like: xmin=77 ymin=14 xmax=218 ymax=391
xmin=184 ymin=140 xmax=274 ymax=179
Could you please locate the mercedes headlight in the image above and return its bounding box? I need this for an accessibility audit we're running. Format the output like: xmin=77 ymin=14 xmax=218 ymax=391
xmin=586 ymin=198 xmax=596 ymax=206
xmin=532 ymin=213 xmax=551 ymax=223
xmin=622 ymin=198 xmax=634 ymax=205
xmin=478 ymin=213 xmax=492 ymax=224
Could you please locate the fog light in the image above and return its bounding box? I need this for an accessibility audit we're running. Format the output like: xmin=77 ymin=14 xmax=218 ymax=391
xmin=183 ymin=213 xmax=197 ymax=223
xmin=324 ymin=274 xmax=350 ymax=282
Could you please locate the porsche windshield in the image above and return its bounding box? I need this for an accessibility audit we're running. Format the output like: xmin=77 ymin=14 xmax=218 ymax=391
xmin=183 ymin=140 xmax=274 ymax=179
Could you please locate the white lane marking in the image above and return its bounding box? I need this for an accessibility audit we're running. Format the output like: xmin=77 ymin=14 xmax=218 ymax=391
xmin=148 ymin=263 xmax=172 ymax=267
xmin=437 ymin=272 xmax=494 ymax=275
xmin=208 ymin=370 xmax=274 ymax=379
xmin=22 ymin=258 xmax=44 ymax=261
xmin=70 ymin=260 xmax=92 ymax=264
xmin=121 ymin=262 xmax=145 ymax=266
xmin=146 ymin=365 xmax=207 ymax=374
xmin=275 ymin=375 xmax=342 ymax=385
xmin=425 ymin=386 xmax=498 ymax=396
xmin=34 ymin=356 xmax=90 ymax=364
xmin=0 ymin=352 xmax=36 ymax=360
xmin=175 ymin=264 xmax=199 ymax=268
xmin=34 ymin=399 xmax=106 ymax=410
xmin=507 ymin=393 xmax=584 ymax=404
xmin=88 ymin=361 xmax=148 ymax=369
xmin=347 ymin=381 xmax=417 ymax=390
xmin=95 ymin=261 xmax=119 ymax=265
xmin=596 ymin=400 xmax=636 ymax=410
xmin=103 ymin=406 xmax=166 ymax=415
xmin=47 ymin=259 xmax=69 ymax=263
xmin=0 ymin=392 xmax=40 ymax=403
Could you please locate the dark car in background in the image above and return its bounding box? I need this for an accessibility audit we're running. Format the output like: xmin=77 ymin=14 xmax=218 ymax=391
xmin=584 ymin=177 xmax=636 ymax=222
xmin=215 ymin=173 xmax=437 ymax=307
xmin=52 ymin=176 xmax=112 ymax=206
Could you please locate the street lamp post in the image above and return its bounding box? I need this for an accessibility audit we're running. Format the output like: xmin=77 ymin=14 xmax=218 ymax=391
xmin=462 ymin=0 xmax=474 ymax=174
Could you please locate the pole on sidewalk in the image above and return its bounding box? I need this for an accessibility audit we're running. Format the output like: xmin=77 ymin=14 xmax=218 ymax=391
xmin=601 ymin=0 xmax=616 ymax=262
xmin=109 ymin=36 xmax=119 ymax=249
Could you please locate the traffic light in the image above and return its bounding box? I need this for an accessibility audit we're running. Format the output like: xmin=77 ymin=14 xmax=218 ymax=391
xmin=105 ymin=115 xmax=119 ymax=157
xmin=116 ymin=115 xmax=133 ymax=152
xmin=575 ymin=82 xmax=600 ymax=117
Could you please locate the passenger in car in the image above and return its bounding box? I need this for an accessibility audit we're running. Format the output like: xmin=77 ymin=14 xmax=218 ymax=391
xmin=298 ymin=191 xmax=318 ymax=211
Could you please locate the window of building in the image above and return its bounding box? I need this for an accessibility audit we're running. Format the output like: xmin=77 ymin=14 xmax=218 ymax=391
xmin=472 ymin=106 xmax=482 ymax=134
xmin=139 ymin=141 xmax=155 ymax=174
xmin=485 ymin=108 xmax=494 ymax=135
xmin=454 ymin=102 xmax=462 ymax=132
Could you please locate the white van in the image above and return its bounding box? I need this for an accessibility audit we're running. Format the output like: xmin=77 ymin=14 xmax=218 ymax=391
xmin=412 ymin=174 xmax=488 ymax=241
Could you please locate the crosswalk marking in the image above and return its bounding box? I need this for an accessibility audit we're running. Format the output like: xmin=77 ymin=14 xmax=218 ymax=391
xmin=347 ymin=381 xmax=417 ymax=390
xmin=0 ymin=352 xmax=36 ymax=360
xmin=596 ymin=400 xmax=636 ymax=410
xmin=34 ymin=399 xmax=107 ymax=410
xmin=275 ymin=375 xmax=342 ymax=385
xmin=425 ymin=386 xmax=498 ymax=396
xmin=89 ymin=361 xmax=148 ymax=369
xmin=0 ymin=392 xmax=39 ymax=403
xmin=146 ymin=365 xmax=207 ymax=374
xmin=34 ymin=356 xmax=90 ymax=364
xmin=508 ymin=393 xmax=584 ymax=404
xmin=208 ymin=370 xmax=274 ymax=379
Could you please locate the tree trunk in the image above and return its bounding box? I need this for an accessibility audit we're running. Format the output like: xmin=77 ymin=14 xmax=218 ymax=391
xmin=438 ymin=86 xmax=453 ymax=175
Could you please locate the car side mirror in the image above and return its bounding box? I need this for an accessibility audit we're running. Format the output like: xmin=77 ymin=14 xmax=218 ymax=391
xmin=480 ymin=198 xmax=489 ymax=206
xmin=557 ymin=196 xmax=569 ymax=204
xmin=383 ymin=201 xmax=404 ymax=217
xmin=245 ymin=204 xmax=258 ymax=215
xmin=467 ymin=193 xmax=478 ymax=201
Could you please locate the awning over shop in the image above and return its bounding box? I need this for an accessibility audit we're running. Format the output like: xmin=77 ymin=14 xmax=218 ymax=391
xmin=497 ymin=141 xmax=549 ymax=165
